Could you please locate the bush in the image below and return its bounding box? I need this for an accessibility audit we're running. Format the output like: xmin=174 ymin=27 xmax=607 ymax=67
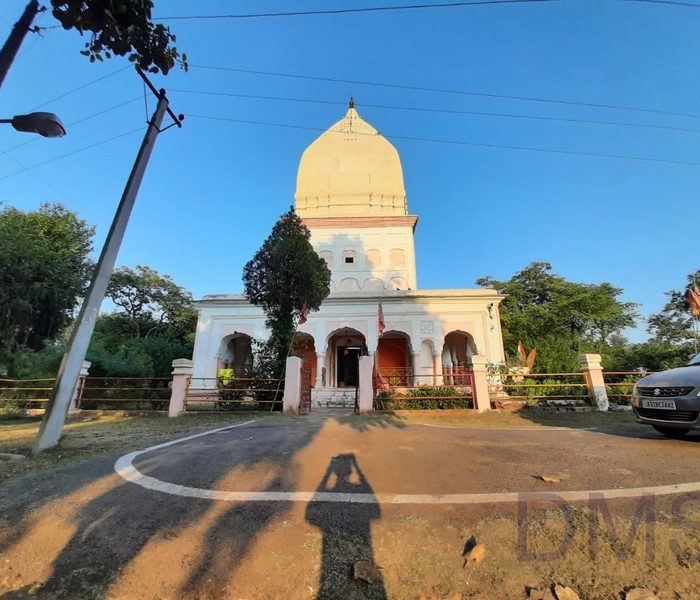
xmin=376 ymin=386 xmax=472 ymax=410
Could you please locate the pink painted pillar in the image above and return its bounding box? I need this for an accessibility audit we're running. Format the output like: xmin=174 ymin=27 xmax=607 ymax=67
xmin=468 ymin=354 xmax=491 ymax=412
xmin=169 ymin=358 xmax=193 ymax=417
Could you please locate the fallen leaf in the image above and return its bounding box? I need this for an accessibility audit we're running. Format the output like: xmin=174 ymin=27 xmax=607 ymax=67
xmin=538 ymin=475 xmax=561 ymax=483
xmin=354 ymin=560 xmax=382 ymax=583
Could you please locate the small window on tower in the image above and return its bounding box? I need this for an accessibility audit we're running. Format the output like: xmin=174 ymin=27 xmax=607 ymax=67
xmin=342 ymin=250 xmax=357 ymax=266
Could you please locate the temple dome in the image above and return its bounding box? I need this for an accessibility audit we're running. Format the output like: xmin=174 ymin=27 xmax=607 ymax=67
xmin=295 ymin=104 xmax=407 ymax=217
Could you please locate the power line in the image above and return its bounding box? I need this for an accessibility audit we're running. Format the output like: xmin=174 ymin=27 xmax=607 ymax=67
xmin=0 ymin=127 xmax=143 ymax=183
xmin=188 ymin=113 xmax=700 ymax=167
xmin=157 ymin=0 xmax=560 ymax=20
xmin=156 ymin=0 xmax=700 ymax=20
xmin=1 ymin=96 xmax=141 ymax=156
xmin=31 ymin=66 xmax=131 ymax=110
xmin=170 ymin=88 xmax=700 ymax=134
xmin=190 ymin=64 xmax=700 ymax=120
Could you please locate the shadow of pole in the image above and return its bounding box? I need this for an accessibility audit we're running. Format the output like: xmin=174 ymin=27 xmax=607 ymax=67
xmin=306 ymin=453 xmax=387 ymax=600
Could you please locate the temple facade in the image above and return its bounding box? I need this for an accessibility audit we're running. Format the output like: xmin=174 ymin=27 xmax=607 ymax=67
xmin=191 ymin=103 xmax=506 ymax=406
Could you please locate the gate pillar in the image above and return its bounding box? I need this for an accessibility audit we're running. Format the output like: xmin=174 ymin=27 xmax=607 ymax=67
xmin=283 ymin=356 xmax=302 ymax=414
xmin=169 ymin=358 xmax=193 ymax=417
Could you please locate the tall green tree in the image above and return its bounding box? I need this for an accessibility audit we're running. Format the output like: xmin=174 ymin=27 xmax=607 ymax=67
xmin=50 ymin=0 xmax=187 ymax=74
xmin=87 ymin=265 xmax=197 ymax=376
xmin=477 ymin=262 xmax=638 ymax=372
xmin=0 ymin=203 xmax=94 ymax=373
xmin=243 ymin=208 xmax=331 ymax=375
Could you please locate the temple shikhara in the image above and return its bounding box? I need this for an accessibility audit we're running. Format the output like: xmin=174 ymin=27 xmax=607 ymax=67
xmin=191 ymin=102 xmax=506 ymax=408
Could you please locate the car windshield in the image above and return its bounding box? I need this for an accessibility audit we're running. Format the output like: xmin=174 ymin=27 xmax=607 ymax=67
xmin=687 ymin=351 xmax=700 ymax=367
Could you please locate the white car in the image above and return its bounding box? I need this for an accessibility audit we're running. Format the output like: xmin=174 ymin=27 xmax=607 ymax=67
xmin=630 ymin=351 xmax=700 ymax=438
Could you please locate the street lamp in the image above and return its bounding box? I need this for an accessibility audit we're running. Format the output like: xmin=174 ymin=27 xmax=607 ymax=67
xmin=0 ymin=111 xmax=66 ymax=137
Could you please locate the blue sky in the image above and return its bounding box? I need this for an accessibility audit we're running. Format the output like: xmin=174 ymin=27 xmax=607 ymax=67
xmin=1 ymin=0 xmax=699 ymax=342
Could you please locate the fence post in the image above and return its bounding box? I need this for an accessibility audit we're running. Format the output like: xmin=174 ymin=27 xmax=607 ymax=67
xmin=169 ymin=358 xmax=193 ymax=417
xmin=283 ymin=356 xmax=302 ymax=414
xmin=468 ymin=354 xmax=492 ymax=412
xmin=357 ymin=355 xmax=374 ymax=414
xmin=578 ymin=353 xmax=609 ymax=411
xmin=68 ymin=360 xmax=91 ymax=413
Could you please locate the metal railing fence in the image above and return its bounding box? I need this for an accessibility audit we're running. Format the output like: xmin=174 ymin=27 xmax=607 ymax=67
xmin=186 ymin=376 xmax=285 ymax=411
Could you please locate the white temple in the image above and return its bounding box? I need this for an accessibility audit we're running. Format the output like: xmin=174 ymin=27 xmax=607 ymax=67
xmin=191 ymin=102 xmax=506 ymax=407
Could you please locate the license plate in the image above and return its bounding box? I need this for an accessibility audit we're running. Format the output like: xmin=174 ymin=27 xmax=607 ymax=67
xmin=642 ymin=399 xmax=676 ymax=409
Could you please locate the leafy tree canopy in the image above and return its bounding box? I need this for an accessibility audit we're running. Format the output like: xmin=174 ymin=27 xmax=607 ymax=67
xmin=243 ymin=208 xmax=331 ymax=374
xmin=86 ymin=265 xmax=198 ymax=376
xmin=647 ymin=268 xmax=700 ymax=346
xmin=51 ymin=0 xmax=187 ymax=74
xmin=0 ymin=203 xmax=94 ymax=372
xmin=477 ymin=262 xmax=638 ymax=372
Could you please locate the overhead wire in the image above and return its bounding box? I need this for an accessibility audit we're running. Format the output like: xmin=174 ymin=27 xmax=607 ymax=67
xmin=0 ymin=127 xmax=144 ymax=183
xmin=155 ymin=0 xmax=700 ymax=20
xmin=189 ymin=64 xmax=700 ymax=120
xmin=0 ymin=96 xmax=142 ymax=156
xmin=30 ymin=65 xmax=132 ymax=110
xmin=187 ymin=113 xmax=700 ymax=167
xmin=170 ymin=88 xmax=700 ymax=134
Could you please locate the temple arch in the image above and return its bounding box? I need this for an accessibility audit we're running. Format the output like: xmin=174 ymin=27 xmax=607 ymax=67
xmin=217 ymin=333 xmax=253 ymax=375
xmin=324 ymin=327 xmax=367 ymax=388
xmin=377 ymin=330 xmax=413 ymax=386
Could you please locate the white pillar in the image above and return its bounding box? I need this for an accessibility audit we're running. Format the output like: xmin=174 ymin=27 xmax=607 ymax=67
xmin=68 ymin=361 xmax=91 ymax=413
xmin=432 ymin=353 xmax=443 ymax=386
xmin=411 ymin=351 xmax=421 ymax=387
xmin=168 ymin=358 xmax=193 ymax=417
xmin=315 ymin=353 xmax=325 ymax=388
xmin=578 ymin=353 xmax=609 ymax=411
xmin=468 ymin=354 xmax=491 ymax=412
xmin=283 ymin=356 xmax=302 ymax=414
xmin=357 ymin=355 xmax=373 ymax=414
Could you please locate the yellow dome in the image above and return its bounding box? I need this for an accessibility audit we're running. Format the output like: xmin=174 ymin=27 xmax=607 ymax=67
xmin=295 ymin=105 xmax=407 ymax=217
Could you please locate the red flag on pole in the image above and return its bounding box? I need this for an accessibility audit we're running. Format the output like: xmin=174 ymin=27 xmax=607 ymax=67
xmin=298 ymin=301 xmax=309 ymax=325
xmin=378 ymin=301 xmax=385 ymax=334
xmin=689 ymin=285 xmax=700 ymax=318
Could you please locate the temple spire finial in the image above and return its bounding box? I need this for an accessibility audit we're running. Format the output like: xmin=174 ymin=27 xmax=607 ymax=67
xmin=349 ymin=96 xmax=355 ymax=109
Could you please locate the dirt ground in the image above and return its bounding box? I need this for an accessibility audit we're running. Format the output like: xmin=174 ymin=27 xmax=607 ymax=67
xmin=0 ymin=410 xmax=699 ymax=600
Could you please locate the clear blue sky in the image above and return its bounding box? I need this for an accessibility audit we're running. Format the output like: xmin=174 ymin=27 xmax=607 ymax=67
xmin=1 ymin=0 xmax=699 ymax=342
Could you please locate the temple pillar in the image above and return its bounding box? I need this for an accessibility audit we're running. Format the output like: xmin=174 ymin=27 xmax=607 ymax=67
xmin=315 ymin=353 xmax=325 ymax=388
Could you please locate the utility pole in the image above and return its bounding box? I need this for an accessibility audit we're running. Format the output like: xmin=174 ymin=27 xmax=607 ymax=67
xmin=34 ymin=70 xmax=183 ymax=453
xmin=0 ymin=0 xmax=41 ymax=91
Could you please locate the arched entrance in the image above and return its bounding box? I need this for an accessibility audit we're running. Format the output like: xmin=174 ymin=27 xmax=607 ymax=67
xmin=377 ymin=331 xmax=413 ymax=386
xmin=293 ymin=333 xmax=317 ymax=389
xmin=326 ymin=328 xmax=367 ymax=388
xmin=442 ymin=330 xmax=476 ymax=385
xmin=217 ymin=333 xmax=253 ymax=375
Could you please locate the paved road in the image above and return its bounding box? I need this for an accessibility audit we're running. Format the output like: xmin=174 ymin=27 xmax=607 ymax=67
xmin=1 ymin=415 xmax=699 ymax=599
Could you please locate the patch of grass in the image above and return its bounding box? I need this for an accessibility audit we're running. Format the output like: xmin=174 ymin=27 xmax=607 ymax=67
xmin=387 ymin=408 xmax=645 ymax=431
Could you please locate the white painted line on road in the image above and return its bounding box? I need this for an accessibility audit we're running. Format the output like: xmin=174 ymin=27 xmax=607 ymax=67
xmin=115 ymin=419 xmax=700 ymax=505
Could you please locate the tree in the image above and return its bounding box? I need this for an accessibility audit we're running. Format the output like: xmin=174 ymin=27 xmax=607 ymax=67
xmin=477 ymin=262 xmax=638 ymax=372
xmin=0 ymin=203 xmax=94 ymax=374
xmin=86 ymin=265 xmax=197 ymax=376
xmin=50 ymin=0 xmax=187 ymax=74
xmin=105 ymin=265 xmax=196 ymax=340
xmin=243 ymin=208 xmax=331 ymax=375
xmin=647 ymin=268 xmax=700 ymax=347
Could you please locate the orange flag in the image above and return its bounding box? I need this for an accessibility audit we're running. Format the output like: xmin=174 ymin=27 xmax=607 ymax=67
xmin=690 ymin=285 xmax=700 ymax=318
xmin=378 ymin=301 xmax=386 ymax=334
xmin=517 ymin=340 xmax=527 ymax=362
xmin=298 ymin=301 xmax=308 ymax=325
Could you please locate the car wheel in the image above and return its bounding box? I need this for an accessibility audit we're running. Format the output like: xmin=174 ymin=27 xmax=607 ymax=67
xmin=652 ymin=426 xmax=690 ymax=439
